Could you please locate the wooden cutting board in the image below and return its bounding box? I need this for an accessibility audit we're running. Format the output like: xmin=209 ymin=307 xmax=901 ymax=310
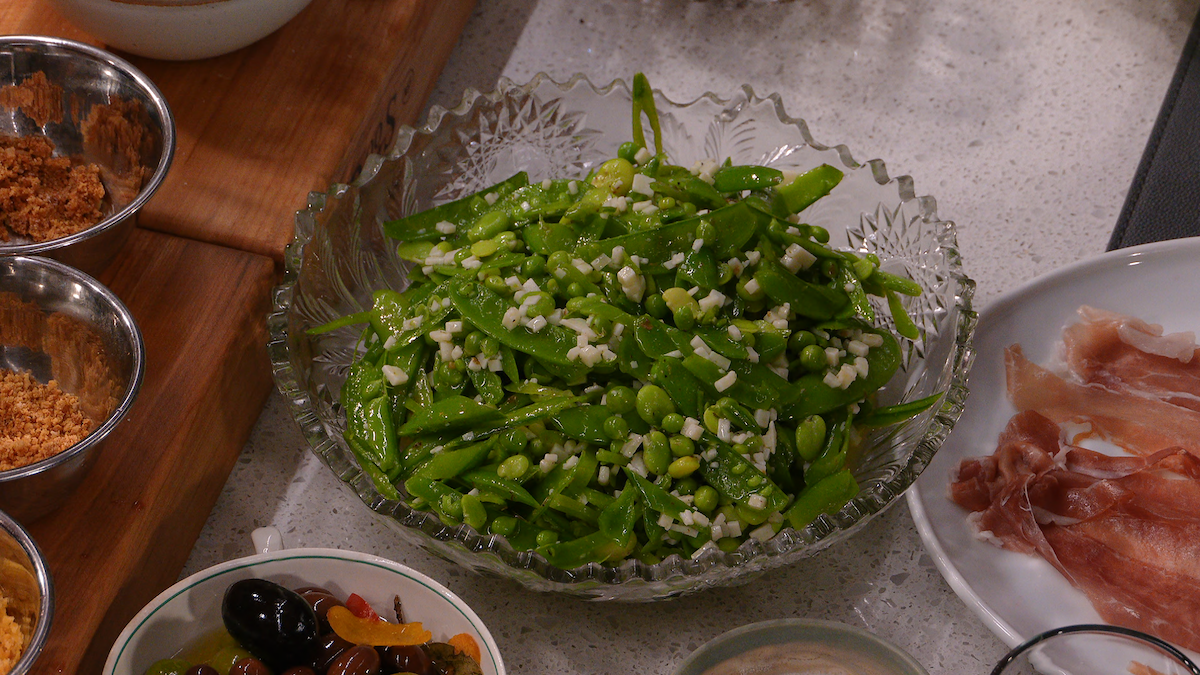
xmin=3 ymin=0 xmax=476 ymax=262
xmin=2 ymin=1 xmax=476 ymax=672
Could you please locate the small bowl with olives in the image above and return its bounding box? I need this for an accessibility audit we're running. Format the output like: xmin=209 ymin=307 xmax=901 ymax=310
xmin=102 ymin=546 xmax=504 ymax=675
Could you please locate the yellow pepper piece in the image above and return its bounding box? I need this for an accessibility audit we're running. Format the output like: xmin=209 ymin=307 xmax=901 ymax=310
xmin=326 ymin=605 xmax=433 ymax=646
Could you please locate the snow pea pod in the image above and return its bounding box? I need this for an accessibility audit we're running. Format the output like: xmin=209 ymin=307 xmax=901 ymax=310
xmin=461 ymin=469 xmax=540 ymax=508
xmin=550 ymin=404 xmax=612 ymax=445
xmin=624 ymin=468 xmax=688 ymax=518
xmin=784 ymin=468 xmax=858 ymax=530
xmin=447 ymin=279 xmax=579 ymax=367
xmin=634 ymin=316 xmax=693 ymax=359
xmin=648 ymin=358 xmax=707 ymax=418
xmin=695 ymin=435 xmax=789 ymax=514
xmin=412 ymin=440 xmax=493 ymax=480
xmin=631 ymin=72 xmax=664 ymax=155
xmin=384 ymin=172 xmax=529 ymax=242
xmin=779 ymin=329 xmax=901 ymax=419
xmin=397 ymin=395 xmax=504 ymax=437
xmin=856 ymin=392 xmax=942 ymax=428
xmin=538 ymin=530 xmax=635 ymax=569
xmin=682 ymin=354 xmax=792 ymax=410
xmin=693 ymin=326 xmax=749 ymax=360
xmin=675 ymin=246 xmax=720 ymax=289
xmin=712 ymin=165 xmax=783 ymax=193
xmin=598 ymin=483 xmax=640 ymax=544
xmin=753 ymin=260 xmax=847 ymax=320
xmin=771 ymin=164 xmax=843 ymax=216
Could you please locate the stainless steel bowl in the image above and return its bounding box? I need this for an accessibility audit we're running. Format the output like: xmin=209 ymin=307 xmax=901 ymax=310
xmin=0 ymin=35 xmax=175 ymax=276
xmin=0 ymin=508 xmax=52 ymax=674
xmin=0 ymin=256 xmax=145 ymax=523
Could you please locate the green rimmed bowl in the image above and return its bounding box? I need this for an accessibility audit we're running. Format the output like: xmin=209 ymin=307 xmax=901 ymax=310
xmin=102 ymin=547 xmax=505 ymax=675
xmin=268 ymin=73 xmax=977 ymax=600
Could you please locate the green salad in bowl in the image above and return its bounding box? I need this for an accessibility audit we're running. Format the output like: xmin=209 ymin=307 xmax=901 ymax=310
xmin=270 ymin=73 xmax=976 ymax=600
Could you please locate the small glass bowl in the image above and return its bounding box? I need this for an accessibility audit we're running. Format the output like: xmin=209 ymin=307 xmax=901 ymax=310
xmin=991 ymin=625 xmax=1200 ymax=675
xmin=268 ymin=73 xmax=977 ymax=600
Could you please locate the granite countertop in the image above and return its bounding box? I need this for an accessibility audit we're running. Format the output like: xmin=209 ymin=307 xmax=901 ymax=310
xmin=183 ymin=1 xmax=1199 ymax=673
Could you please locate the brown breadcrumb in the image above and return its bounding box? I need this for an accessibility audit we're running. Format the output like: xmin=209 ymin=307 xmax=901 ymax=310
xmin=0 ymin=369 xmax=93 ymax=472
xmin=0 ymin=134 xmax=106 ymax=243
xmin=0 ymin=71 xmax=63 ymax=127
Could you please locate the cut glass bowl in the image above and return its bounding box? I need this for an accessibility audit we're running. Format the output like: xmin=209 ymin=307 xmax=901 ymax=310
xmin=268 ymin=73 xmax=977 ymax=601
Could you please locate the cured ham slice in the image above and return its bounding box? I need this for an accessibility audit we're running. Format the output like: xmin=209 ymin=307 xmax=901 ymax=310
xmin=950 ymin=411 xmax=1200 ymax=652
xmin=1006 ymin=345 xmax=1200 ymax=456
xmin=1062 ymin=306 xmax=1200 ymax=412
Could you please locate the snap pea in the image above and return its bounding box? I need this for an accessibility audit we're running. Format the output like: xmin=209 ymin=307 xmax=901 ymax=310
xmin=784 ymin=468 xmax=858 ymax=530
xmin=384 ymin=172 xmax=529 ymax=242
xmin=772 ymin=164 xmax=843 ymax=215
xmin=461 ymin=469 xmax=539 ymax=507
xmin=712 ymin=165 xmax=783 ymax=193
xmin=695 ymin=434 xmax=789 ymax=514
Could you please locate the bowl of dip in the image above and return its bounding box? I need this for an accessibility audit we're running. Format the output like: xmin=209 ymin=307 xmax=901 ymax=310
xmin=676 ymin=618 xmax=928 ymax=675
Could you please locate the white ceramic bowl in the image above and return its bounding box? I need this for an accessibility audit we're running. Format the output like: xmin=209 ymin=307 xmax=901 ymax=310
xmin=103 ymin=547 xmax=505 ymax=675
xmin=47 ymin=0 xmax=315 ymax=61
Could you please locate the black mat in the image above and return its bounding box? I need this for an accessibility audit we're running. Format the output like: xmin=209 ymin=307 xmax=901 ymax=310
xmin=1108 ymin=6 xmax=1200 ymax=250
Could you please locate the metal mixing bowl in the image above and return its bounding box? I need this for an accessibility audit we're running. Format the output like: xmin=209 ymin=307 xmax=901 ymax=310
xmin=0 ymin=35 xmax=175 ymax=276
xmin=0 ymin=507 xmax=53 ymax=675
xmin=0 ymin=256 xmax=145 ymax=523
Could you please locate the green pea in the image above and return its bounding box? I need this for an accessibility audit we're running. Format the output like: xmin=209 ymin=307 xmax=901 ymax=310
xmin=644 ymin=293 xmax=668 ymax=318
xmin=661 ymin=413 xmax=685 ymax=434
xmin=795 ymin=415 xmax=827 ymax=462
xmin=497 ymin=453 xmax=531 ymax=479
xmin=667 ymin=455 xmax=701 ymax=479
xmin=789 ymin=330 xmax=818 ymax=353
xmin=674 ymin=476 xmax=699 ymax=495
xmin=536 ymin=530 xmax=559 ymax=546
xmin=483 ymin=274 xmax=510 ymax=294
xmin=636 ymin=384 xmax=676 ymax=425
xmin=736 ymin=503 xmax=770 ymax=525
xmin=525 ymin=291 xmax=556 ymax=318
xmin=566 ymin=281 xmax=586 ymax=298
xmin=606 ymin=385 xmax=636 ymax=415
xmin=143 ymin=659 xmax=191 ymax=675
xmin=490 ymin=516 xmax=518 ymax=537
xmin=673 ymin=304 xmax=696 ymax=331
xmin=799 ymin=344 xmax=828 ymax=371
xmin=480 ymin=336 xmax=500 ymax=358
xmin=669 ymin=435 xmax=695 ymax=457
xmin=693 ymin=485 xmax=719 ymax=514
xmin=454 ymin=248 xmax=473 ymax=264
xmin=522 ymin=254 xmax=547 ymax=277
xmin=461 ymin=494 xmax=487 ymax=531
xmin=463 ymin=331 xmax=483 ymax=355
xmin=736 ymin=276 xmax=765 ymax=301
xmin=656 ymin=195 xmax=676 ymax=209
xmin=810 ymin=225 xmax=830 ymax=244
xmin=695 ymin=220 xmax=717 ymax=243
xmin=468 ymin=210 xmax=511 ymax=242
xmin=576 ymin=241 xmax=602 ymax=263
xmin=717 ymin=262 xmax=734 ymax=285
xmin=591 ymin=157 xmax=635 ymax=195
xmin=643 ymin=431 xmax=671 ymax=475
xmin=617 ymin=141 xmax=641 ymax=164
xmin=604 ymin=415 xmax=630 ymax=441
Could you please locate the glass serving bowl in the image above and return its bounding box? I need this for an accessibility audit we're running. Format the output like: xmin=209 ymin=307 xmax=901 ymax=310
xmin=268 ymin=73 xmax=977 ymax=601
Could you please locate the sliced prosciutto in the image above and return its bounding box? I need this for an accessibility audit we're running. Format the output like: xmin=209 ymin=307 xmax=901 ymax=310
xmin=1006 ymin=345 xmax=1200 ymax=456
xmin=1062 ymin=306 xmax=1200 ymax=412
xmin=950 ymin=411 xmax=1200 ymax=652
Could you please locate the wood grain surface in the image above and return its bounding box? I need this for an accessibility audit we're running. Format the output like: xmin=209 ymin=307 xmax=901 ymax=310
xmin=24 ymin=228 xmax=276 ymax=675
xmin=3 ymin=0 xmax=476 ymax=261
xmin=2 ymin=1 xmax=475 ymax=671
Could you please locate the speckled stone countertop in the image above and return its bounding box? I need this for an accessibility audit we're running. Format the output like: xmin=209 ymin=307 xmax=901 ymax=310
xmin=183 ymin=1 xmax=1199 ymax=673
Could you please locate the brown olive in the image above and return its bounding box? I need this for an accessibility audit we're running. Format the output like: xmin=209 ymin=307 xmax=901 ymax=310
xmin=297 ymin=589 xmax=345 ymax=632
xmin=378 ymin=644 xmax=435 ymax=675
xmin=326 ymin=645 xmax=381 ymax=675
xmin=185 ymin=666 xmax=219 ymax=675
xmin=281 ymin=669 xmax=318 ymax=675
xmin=312 ymin=632 xmax=355 ymax=671
xmin=229 ymin=657 xmax=272 ymax=675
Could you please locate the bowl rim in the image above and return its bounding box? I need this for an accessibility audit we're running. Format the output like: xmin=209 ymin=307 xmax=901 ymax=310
xmin=0 ymin=35 xmax=176 ymax=255
xmin=0 ymin=255 xmax=146 ymax=482
xmin=673 ymin=617 xmax=929 ymax=675
xmin=268 ymin=72 xmax=978 ymax=596
xmin=101 ymin=547 xmax=506 ymax=675
xmin=0 ymin=507 xmax=55 ymax=675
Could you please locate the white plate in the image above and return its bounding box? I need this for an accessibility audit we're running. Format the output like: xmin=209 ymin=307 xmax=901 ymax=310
xmin=908 ymin=236 xmax=1200 ymax=674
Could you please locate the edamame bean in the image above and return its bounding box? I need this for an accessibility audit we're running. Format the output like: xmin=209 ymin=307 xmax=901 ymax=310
xmin=669 ymin=435 xmax=695 ymax=457
xmin=490 ymin=516 xmax=518 ymax=537
xmin=667 ymin=455 xmax=700 ymax=479
xmin=795 ymin=415 xmax=827 ymax=462
xmin=606 ymin=385 xmax=636 ymax=415
xmin=497 ymin=454 xmax=531 ymax=480
xmin=643 ymin=431 xmax=671 ymax=475
xmin=693 ymin=485 xmax=718 ymax=514
xmin=461 ymin=494 xmax=487 ymax=530
xmin=636 ymin=384 xmax=675 ymax=425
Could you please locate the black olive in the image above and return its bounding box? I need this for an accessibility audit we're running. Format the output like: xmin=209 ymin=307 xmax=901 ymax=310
xmin=222 ymin=578 xmax=320 ymax=672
